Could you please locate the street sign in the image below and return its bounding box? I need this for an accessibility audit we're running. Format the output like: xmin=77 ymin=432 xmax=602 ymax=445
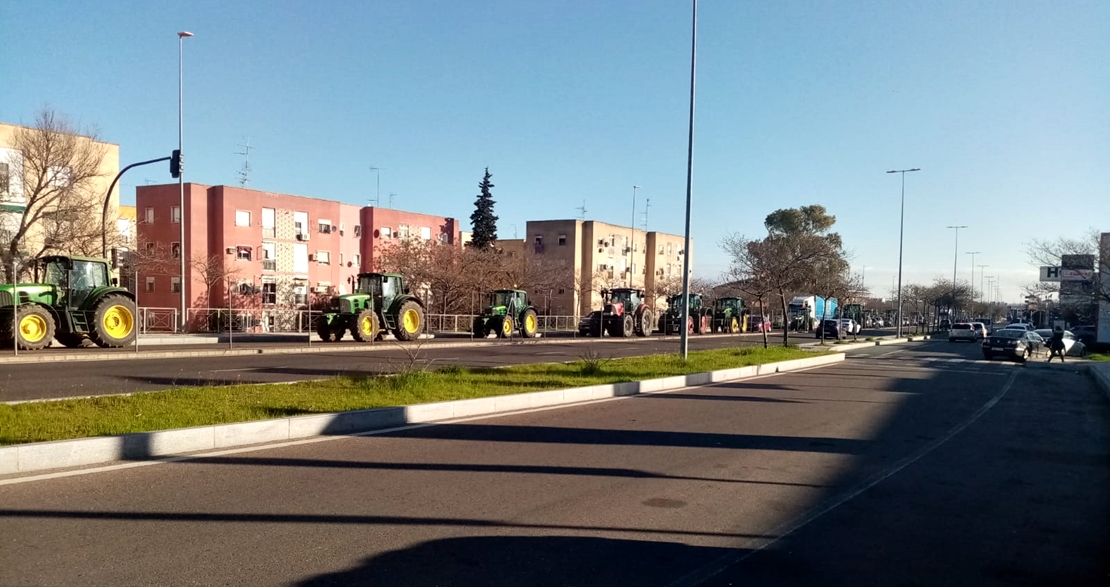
xmin=1039 ymin=267 xmax=1092 ymax=282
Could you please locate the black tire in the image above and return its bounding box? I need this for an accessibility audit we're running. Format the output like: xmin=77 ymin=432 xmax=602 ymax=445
xmin=351 ymin=309 xmax=378 ymax=342
xmin=4 ymin=305 xmax=57 ymax=351
xmin=1016 ymin=348 xmax=1028 ymax=364
xmin=317 ymin=317 xmax=343 ymax=342
xmin=393 ymin=301 xmax=424 ymax=341
xmin=56 ymin=331 xmax=87 ymax=348
xmin=520 ymin=308 xmax=538 ymax=338
xmin=588 ymin=315 xmax=603 ymax=338
xmin=89 ymin=294 xmax=137 ymax=348
xmin=496 ymin=315 xmax=514 ymax=339
xmin=472 ymin=317 xmax=489 ymax=339
xmin=982 ymin=352 xmax=993 ymax=361
xmin=635 ymin=309 xmax=653 ymax=337
xmin=619 ymin=314 xmax=634 ymax=338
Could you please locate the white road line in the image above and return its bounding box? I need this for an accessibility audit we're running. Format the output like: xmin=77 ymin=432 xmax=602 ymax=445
xmin=665 ymin=369 xmax=1020 ymax=587
xmin=945 ymin=358 xmax=964 ymax=363
xmin=208 ymin=368 xmax=260 ymax=373
xmin=873 ymin=350 xmax=903 ymax=359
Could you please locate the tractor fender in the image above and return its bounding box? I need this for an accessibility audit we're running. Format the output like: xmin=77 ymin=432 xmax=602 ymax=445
xmin=82 ymin=287 xmax=136 ymax=310
xmin=386 ymin=295 xmax=425 ymax=315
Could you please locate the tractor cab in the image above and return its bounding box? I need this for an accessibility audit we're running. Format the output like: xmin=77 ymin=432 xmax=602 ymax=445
xmin=716 ymin=297 xmax=744 ymax=315
xmin=602 ymin=287 xmax=644 ymax=317
xmin=37 ymin=255 xmax=112 ymax=308
xmin=484 ymin=289 xmax=527 ymax=316
xmin=666 ymin=293 xmax=704 ymax=314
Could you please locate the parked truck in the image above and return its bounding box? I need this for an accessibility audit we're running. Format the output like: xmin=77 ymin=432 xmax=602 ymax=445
xmin=787 ymin=295 xmax=837 ymax=332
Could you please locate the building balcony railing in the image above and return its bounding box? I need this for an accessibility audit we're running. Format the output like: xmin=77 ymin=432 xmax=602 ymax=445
xmin=262 ymin=259 xmax=277 ymax=271
xmin=262 ymin=227 xmax=276 ymax=238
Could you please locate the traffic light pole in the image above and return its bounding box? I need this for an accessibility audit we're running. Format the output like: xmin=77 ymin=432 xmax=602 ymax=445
xmin=101 ymin=156 xmax=173 ymax=258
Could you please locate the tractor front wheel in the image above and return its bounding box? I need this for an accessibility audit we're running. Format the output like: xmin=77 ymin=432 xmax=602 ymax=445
xmin=730 ymin=317 xmax=740 ymax=333
xmin=619 ymin=314 xmax=634 ymax=337
xmin=472 ymin=317 xmax=489 ymax=339
xmin=497 ymin=315 xmax=514 ymax=339
xmin=3 ymin=305 xmax=57 ymax=351
xmin=89 ymin=295 xmax=137 ymax=348
xmin=635 ymin=309 xmax=653 ymax=337
xmin=351 ymin=310 xmax=378 ymax=342
xmin=521 ymin=309 xmax=538 ymax=338
xmin=317 ymin=318 xmax=344 ymax=342
xmin=393 ymin=301 xmax=424 ymax=341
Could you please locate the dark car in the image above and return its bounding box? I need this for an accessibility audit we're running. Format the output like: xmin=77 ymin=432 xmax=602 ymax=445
xmin=1070 ymin=325 xmax=1097 ymax=346
xmin=817 ymin=318 xmax=842 ymax=339
xmin=982 ymin=329 xmax=1041 ymax=362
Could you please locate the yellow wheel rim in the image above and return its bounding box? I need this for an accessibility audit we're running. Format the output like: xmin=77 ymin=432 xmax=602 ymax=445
xmin=503 ymin=317 xmax=513 ymax=334
xmin=731 ymin=318 xmax=739 ymax=332
xmin=525 ymin=315 xmax=537 ymax=332
xmin=20 ymin=314 xmax=47 ymax=343
xmin=102 ymin=306 xmax=134 ymax=339
xmin=361 ymin=316 xmax=374 ymax=335
xmin=402 ymin=309 xmax=420 ymax=333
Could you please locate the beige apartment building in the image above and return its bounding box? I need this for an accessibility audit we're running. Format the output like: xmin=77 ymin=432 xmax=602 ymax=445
xmin=525 ymin=219 xmax=690 ymax=317
xmin=0 ymin=121 xmax=121 ymax=278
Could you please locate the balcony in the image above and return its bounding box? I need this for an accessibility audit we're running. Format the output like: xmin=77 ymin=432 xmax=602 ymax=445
xmin=262 ymin=227 xmax=276 ymax=238
xmin=262 ymin=259 xmax=277 ymax=271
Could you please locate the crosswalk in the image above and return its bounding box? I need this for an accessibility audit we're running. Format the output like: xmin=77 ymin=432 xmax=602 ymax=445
xmin=853 ymin=352 xmax=1027 ymax=375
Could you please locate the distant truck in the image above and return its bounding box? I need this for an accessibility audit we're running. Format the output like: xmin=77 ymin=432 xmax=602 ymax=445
xmin=787 ymin=295 xmax=837 ymax=331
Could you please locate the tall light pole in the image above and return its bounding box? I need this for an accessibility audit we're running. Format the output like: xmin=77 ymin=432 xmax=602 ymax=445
xmin=177 ymin=31 xmax=193 ymax=332
xmin=966 ymin=251 xmax=980 ymax=305
xmin=886 ymin=168 xmax=920 ymax=337
xmin=629 ymin=185 xmax=639 ymax=287
xmin=985 ymin=276 xmax=995 ymax=304
xmin=369 ymin=166 xmax=385 ymax=206
xmin=678 ymin=0 xmax=697 ymax=360
xmin=977 ymin=264 xmax=988 ymax=302
xmin=860 ymin=265 xmax=868 ymax=296
xmin=946 ymin=225 xmax=967 ymax=319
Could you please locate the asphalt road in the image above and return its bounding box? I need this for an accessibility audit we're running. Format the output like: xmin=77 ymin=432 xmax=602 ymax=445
xmin=1 ymin=341 xmax=1106 ymax=586
xmin=0 ymin=329 xmax=890 ymax=402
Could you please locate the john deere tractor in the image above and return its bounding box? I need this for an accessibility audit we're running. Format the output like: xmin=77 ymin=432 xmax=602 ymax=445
xmin=472 ymin=289 xmax=539 ymax=338
xmin=710 ymin=297 xmax=748 ymax=333
xmin=658 ymin=293 xmax=713 ymax=335
xmin=315 ymin=272 xmax=425 ymax=343
xmin=577 ymin=288 xmax=654 ymax=338
xmin=0 ymin=255 xmax=138 ymax=350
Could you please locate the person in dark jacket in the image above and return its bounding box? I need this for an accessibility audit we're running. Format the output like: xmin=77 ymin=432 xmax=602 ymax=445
xmin=1047 ymin=326 xmax=1066 ymax=363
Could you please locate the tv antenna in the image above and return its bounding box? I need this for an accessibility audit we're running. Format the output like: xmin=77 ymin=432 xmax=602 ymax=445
xmin=575 ymin=199 xmax=587 ymax=220
xmin=369 ymin=166 xmax=386 ymax=206
xmin=388 ymin=192 xmax=396 ymax=209
xmin=642 ymin=198 xmax=651 ymax=229
xmin=235 ymin=137 xmax=253 ymax=187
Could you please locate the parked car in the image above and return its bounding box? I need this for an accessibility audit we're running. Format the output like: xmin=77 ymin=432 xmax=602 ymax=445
xmin=839 ymin=319 xmax=861 ymax=335
xmin=748 ymin=315 xmax=771 ymax=333
xmin=1006 ymin=322 xmax=1035 ymax=331
xmin=1034 ymin=329 xmax=1087 ymax=357
xmin=873 ymin=318 xmax=884 ymax=328
xmin=982 ymin=329 xmax=1042 ymax=362
xmin=949 ymin=322 xmax=979 ymax=342
xmin=939 ymin=319 xmax=952 ymax=331
xmin=818 ymin=318 xmax=842 ymax=339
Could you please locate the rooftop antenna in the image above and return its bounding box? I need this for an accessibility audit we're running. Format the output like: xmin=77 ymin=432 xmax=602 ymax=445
xmin=235 ymin=137 xmax=253 ymax=187
xmin=642 ymin=198 xmax=651 ymax=229
xmin=511 ymin=224 xmax=518 ymax=239
xmin=575 ymin=199 xmax=587 ymax=220
xmin=369 ymin=166 xmax=385 ymax=206
xmin=388 ymin=192 xmax=396 ymax=209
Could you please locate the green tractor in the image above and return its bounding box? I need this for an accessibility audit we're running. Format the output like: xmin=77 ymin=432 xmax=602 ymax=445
xmin=472 ymin=289 xmax=539 ymax=338
xmin=315 ymin=272 xmax=425 ymax=343
xmin=658 ymin=293 xmax=713 ymax=335
xmin=577 ymin=288 xmax=654 ymax=338
xmin=710 ymin=297 xmax=748 ymax=333
xmin=0 ymin=255 xmax=138 ymax=350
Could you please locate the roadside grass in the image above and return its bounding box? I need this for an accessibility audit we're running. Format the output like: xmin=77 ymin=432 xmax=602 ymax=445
xmin=0 ymin=346 xmax=817 ymax=446
xmin=1088 ymin=352 xmax=1110 ymax=362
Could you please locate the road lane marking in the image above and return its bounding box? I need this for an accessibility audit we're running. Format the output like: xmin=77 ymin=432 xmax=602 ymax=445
xmin=665 ymin=369 xmax=1020 ymax=587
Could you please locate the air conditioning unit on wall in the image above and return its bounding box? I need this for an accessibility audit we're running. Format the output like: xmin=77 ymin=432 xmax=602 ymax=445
xmin=308 ymin=254 xmax=316 ymax=261
xmin=225 ymin=247 xmax=235 ymax=254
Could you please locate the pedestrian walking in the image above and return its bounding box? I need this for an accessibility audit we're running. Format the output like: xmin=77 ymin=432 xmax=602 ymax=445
xmin=1047 ymin=326 xmax=1066 ymax=363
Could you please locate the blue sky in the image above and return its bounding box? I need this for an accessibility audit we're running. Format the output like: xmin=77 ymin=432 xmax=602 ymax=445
xmin=2 ymin=0 xmax=1107 ymax=302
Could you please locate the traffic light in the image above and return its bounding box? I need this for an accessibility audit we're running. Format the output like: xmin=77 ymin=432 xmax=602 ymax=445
xmin=170 ymin=149 xmax=182 ymax=178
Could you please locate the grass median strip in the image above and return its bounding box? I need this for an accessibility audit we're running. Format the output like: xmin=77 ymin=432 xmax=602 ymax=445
xmin=1 ymin=346 xmax=817 ymax=446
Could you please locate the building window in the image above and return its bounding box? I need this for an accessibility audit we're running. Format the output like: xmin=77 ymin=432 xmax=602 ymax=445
xmin=144 ymin=207 xmax=155 ymax=224
xmin=317 ymin=250 xmax=330 ymax=265
xmin=318 ymin=220 xmax=332 ymax=234
xmin=558 ymin=234 xmax=566 ymax=246
xmin=171 ymin=277 xmax=181 ymax=293
xmin=339 ymin=252 xmax=345 ymax=266
xmin=293 ymin=284 xmax=307 ymax=306
xmin=145 ymin=242 xmax=155 ymax=255
xmin=598 ymin=264 xmax=608 ymax=271
xmin=420 ymin=226 xmax=432 ymax=240
xmin=236 ymin=246 xmax=252 ymax=261
xmin=47 ymin=165 xmax=72 ymax=188
xmin=262 ymin=281 xmax=277 ymax=305
xmin=0 ymin=162 xmax=9 ymax=196
xmin=261 ymin=243 xmax=276 ymax=270
xmin=398 ymin=224 xmax=410 ymax=239
xmin=171 ymin=206 xmax=181 ymax=223
xmin=437 ymin=233 xmax=448 ymax=245
xmin=557 ymin=288 xmax=565 ymax=294
xmin=381 ymin=226 xmax=392 ymax=239
xmin=171 ymin=242 xmax=181 ymax=259
xmin=145 ymin=277 xmax=155 ymax=293
xmin=262 ymin=208 xmax=276 ymax=238
xmin=354 ymin=225 xmax=362 ymax=237
xmin=294 ymin=243 xmax=308 ymax=273
xmin=353 ymin=253 xmax=361 ymax=267
xmin=235 ymin=210 xmax=251 ymax=227
xmin=666 ymin=243 xmax=673 ymax=256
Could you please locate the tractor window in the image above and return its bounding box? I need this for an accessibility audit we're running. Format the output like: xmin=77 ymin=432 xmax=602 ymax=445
xmin=43 ymin=260 xmax=68 ymax=286
xmin=71 ymin=260 xmax=108 ymax=290
xmin=610 ymin=290 xmax=632 ymax=308
xmin=381 ymin=277 xmax=398 ymax=300
xmin=357 ymin=275 xmax=381 ymax=295
xmin=491 ymin=291 xmax=515 ymax=307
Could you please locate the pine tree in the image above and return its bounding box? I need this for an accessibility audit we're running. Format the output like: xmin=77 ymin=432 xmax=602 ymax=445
xmin=468 ymin=167 xmax=499 ymax=249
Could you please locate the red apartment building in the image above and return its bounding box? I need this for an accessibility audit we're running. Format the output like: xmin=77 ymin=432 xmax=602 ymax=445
xmin=136 ymin=184 xmax=460 ymax=323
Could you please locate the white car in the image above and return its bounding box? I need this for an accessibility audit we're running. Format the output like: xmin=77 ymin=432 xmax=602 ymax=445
xmin=1034 ymin=329 xmax=1088 ymax=357
xmin=970 ymin=322 xmax=988 ymax=339
xmin=1005 ymin=323 xmax=1035 ymax=331
xmin=949 ymin=322 xmax=980 ymax=342
xmin=839 ymin=319 xmax=861 ymax=335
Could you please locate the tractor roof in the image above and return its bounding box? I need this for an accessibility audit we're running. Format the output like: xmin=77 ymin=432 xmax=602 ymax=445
xmin=493 ymin=289 xmax=526 ymax=294
xmin=41 ymin=255 xmax=110 ymax=264
xmin=357 ymin=272 xmax=402 ymax=278
xmin=608 ymin=287 xmax=643 ymax=293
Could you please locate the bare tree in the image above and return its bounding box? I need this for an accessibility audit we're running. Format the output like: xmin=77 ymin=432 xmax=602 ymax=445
xmin=2 ymin=109 xmax=110 ymax=281
xmin=192 ymin=254 xmax=242 ymax=308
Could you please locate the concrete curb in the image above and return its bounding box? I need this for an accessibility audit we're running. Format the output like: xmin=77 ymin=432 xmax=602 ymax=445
xmin=0 ymin=331 xmax=771 ymax=366
xmin=0 ymin=353 xmax=845 ymax=475
xmin=802 ymin=336 xmax=930 ymax=353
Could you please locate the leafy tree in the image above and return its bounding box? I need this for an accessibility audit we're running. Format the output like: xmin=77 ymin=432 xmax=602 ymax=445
xmin=467 ymin=168 xmax=498 ymax=249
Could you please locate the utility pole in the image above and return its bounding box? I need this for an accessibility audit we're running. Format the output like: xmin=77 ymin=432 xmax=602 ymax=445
xmin=629 ymin=185 xmax=639 ymax=287
xmin=369 ymin=166 xmax=385 ymax=206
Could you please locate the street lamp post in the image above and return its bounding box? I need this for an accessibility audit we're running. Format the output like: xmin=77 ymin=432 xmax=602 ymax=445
xmin=678 ymin=0 xmax=697 ymax=360
xmin=177 ymin=31 xmax=193 ymax=333
xmin=629 ymin=185 xmax=639 ymax=287
xmin=886 ymin=168 xmax=920 ymax=338
xmin=977 ymin=264 xmax=988 ymax=302
xmin=369 ymin=166 xmax=385 ymax=206
xmin=985 ymin=276 xmax=995 ymax=304
xmin=966 ymin=251 xmax=980 ymax=307
xmin=946 ymin=225 xmax=968 ymax=319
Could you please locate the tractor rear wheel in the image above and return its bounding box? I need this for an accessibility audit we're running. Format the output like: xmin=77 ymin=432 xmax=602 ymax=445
xmin=3 ymin=305 xmax=56 ymax=351
xmin=89 ymin=295 xmax=137 ymax=348
xmin=497 ymin=315 xmax=514 ymax=338
xmin=520 ymin=309 xmax=538 ymax=338
xmin=635 ymin=309 xmax=653 ymax=337
xmin=472 ymin=317 xmax=489 ymax=338
xmin=393 ymin=301 xmax=424 ymax=341
xmin=730 ymin=317 xmax=740 ymax=333
xmin=351 ymin=309 xmax=378 ymax=342
xmin=56 ymin=331 xmax=87 ymax=348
